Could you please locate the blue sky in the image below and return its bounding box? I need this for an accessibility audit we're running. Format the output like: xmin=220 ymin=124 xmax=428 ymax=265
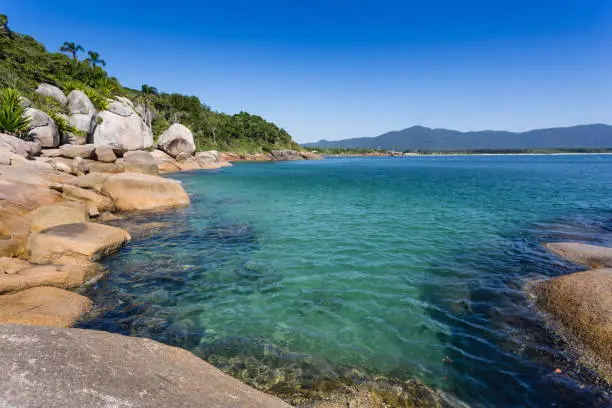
xmin=3 ymin=1 xmax=612 ymax=142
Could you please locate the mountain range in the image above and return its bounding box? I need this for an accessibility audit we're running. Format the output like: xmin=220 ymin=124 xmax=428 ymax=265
xmin=305 ymin=124 xmax=612 ymax=151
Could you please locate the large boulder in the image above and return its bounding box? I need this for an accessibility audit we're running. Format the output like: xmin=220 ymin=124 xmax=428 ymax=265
xmin=195 ymin=150 xmax=222 ymax=169
xmin=68 ymin=114 xmax=95 ymax=135
xmin=102 ymin=173 xmax=190 ymax=211
xmin=0 ymin=287 xmax=91 ymax=327
xmin=158 ymin=123 xmax=196 ymax=158
xmin=92 ymin=97 xmax=153 ymax=151
xmin=35 ymin=83 xmax=67 ymax=106
xmin=123 ymin=150 xmax=159 ymax=175
xmin=0 ymin=133 xmax=41 ymax=157
xmin=534 ymin=269 xmax=612 ymax=369
xmin=29 ymin=202 xmax=89 ymax=232
xmin=67 ymin=90 xmax=95 ymax=116
xmin=545 ymin=242 xmax=612 ymax=268
xmin=92 ymin=145 xmax=116 ymax=162
xmin=27 ymin=222 xmax=130 ymax=264
xmin=269 ymin=150 xmax=303 ymax=161
xmin=25 ymin=108 xmax=60 ymax=148
xmin=0 ymin=324 xmax=292 ymax=408
xmin=151 ymin=149 xmax=180 ymax=173
xmin=64 ymin=173 xmax=108 ymax=192
xmin=85 ymin=161 xmax=123 ymax=174
xmin=0 ymin=263 xmax=102 ymax=294
xmin=59 ymin=144 xmax=95 ymax=159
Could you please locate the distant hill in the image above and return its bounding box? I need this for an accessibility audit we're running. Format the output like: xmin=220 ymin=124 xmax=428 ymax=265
xmin=305 ymin=124 xmax=612 ymax=151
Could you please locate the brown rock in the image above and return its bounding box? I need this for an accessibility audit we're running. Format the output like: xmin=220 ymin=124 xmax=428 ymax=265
xmin=0 ymin=164 xmax=74 ymax=187
xmin=64 ymin=172 xmax=109 ymax=192
xmin=59 ymin=144 xmax=95 ymax=159
xmin=0 ymin=132 xmax=41 ymax=157
xmin=534 ymin=269 xmax=612 ymax=369
xmin=545 ymin=242 xmax=612 ymax=268
xmin=0 ymin=324 xmax=291 ymax=408
xmin=27 ymin=222 xmax=130 ymax=264
xmin=300 ymin=150 xmax=323 ymax=160
xmin=177 ymin=157 xmax=201 ymax=171
xmin=101 ymin=173 xmax=190 ymax=211
xmin=60 ymin=184 xmax=114 ymax=216
xmin=92 ymin=145 xmax=117 ymax=163
xmin=123 ymin=150 xmax=159 ymax=175
xmin=0 ymin=257 xmax=31 ymax=275
xmin=85 ymin=160 xmax=124 ymax=174
xmin=29 ymin=202 xmax=89 ymax=232
xmin=0 ymin=262 xmax=103 ymax=294
xmin=41 ymin=148 xmax=62 ymax=158
xmin=269 ymin=150 xmax=303 ymax=161
xmin=0 ymin=286 xmax=92 ymax=327
xmin=72 ymin=156 xmax=87 ymax=176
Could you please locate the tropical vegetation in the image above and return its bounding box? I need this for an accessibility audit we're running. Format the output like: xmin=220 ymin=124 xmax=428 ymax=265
xmin=0 ymin=87 xmax=30 ymax=136
xmin=0 ymin=14 xmax=299 ymax=153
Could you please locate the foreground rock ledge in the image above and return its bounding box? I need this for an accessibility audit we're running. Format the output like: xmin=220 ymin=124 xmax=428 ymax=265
xmin=534 ymin=269 xmax=612 ymax=372
xmin=0 ymin=324 xmax=291 ymax=408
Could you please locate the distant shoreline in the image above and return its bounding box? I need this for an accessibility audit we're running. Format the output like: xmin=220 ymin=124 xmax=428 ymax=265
xmin=321 ymin=151 xmax=612 ymax=158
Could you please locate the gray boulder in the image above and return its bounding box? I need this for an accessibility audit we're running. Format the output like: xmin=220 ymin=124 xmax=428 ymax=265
xmin=158 ymin=123 xmax=196 ymax=158
xmin=35 ymin=83 xmax=67 ymax=106
xmin=25 ymin=108 xmax=60 ymax=148
xmin=0 ymin=324 xmax=291 ymax=408
xmin=123 ymin=150 xmax=159 ymax=175
xmin=67 ymin=90 xmax=95 ymax=116
xmin=269 ymin=150 xmax=303 ymax=161
xmin=19 ymin=96 xmax=32 ymax=108
xmin=0 ymin=133 xmax=41 ymax=157
xmin=92 ymin=145 xmax=116 ymax=163
xmin=92 ymin=98 xmax=153 ymax=151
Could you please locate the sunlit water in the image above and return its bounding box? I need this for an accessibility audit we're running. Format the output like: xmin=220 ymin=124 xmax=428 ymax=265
xmin=78 ymin=156 xmax=612 ymax=407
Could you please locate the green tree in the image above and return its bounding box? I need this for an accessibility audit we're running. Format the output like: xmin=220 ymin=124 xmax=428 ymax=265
xmin=86 ymin=51 xmax=106 ymax=67
xmin=59 ymin=42 xmax=84 ymax=61
xmin=140 ymin=84 xmax=158 ymax=127
xmin=0 ymin=88 xmax=30 ymax=137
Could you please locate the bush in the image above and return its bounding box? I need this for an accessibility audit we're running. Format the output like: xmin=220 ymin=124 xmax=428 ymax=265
xmin=0 ymin=87 xmax=30 ymax=137
xmin=48 ymin=111 xmax=83 ymax=137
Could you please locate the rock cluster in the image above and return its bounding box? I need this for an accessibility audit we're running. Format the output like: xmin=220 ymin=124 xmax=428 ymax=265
xmin=538 ymin=242 xmax=612 ymax=378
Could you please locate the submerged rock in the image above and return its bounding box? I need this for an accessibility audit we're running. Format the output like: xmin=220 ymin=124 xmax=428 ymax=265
xmin=545 ymin=242 xmax=612 ymax=268
xmin=0 ymin=287 xmax=92 ymax=327
xmin=535 ymin=269 xmax=612 ymax=377
xmin=0 ymin=324 xmax=291 ymax=408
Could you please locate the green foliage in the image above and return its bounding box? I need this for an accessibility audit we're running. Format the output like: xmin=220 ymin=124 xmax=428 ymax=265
xmin=0 ymin=87 xmax=30 ymax=136
xmin=48 ymin=111 xmax=83 ymax=137
xmin=0 ymin=17 xmax=299 ymax=152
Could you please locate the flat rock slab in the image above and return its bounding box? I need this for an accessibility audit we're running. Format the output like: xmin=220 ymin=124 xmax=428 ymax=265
xmin=0 ymin=263 xmax=102 ymax=294
xmin=535 ymin=269 xmax=612 ymax=372
xmin=0 ymin=324 xmax=291 ymax=408
xmin=29 ymin=201 xmax=89 ymax=232
xmin=102 ymin=173 xmax=190 ymax=211
xmin=545 ymin=242 xmax=612 ymax=268
xmin=27 ymin=222 xmax=130 ymax=264
xmin=0 ymin=257 xmax=31 ymax=274
xmin=0 ymin=287 xmax=92 ymax=327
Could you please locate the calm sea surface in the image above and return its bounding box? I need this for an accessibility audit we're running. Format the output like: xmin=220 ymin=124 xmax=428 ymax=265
xmin=78 ymin=156 xmax=612 ymax=407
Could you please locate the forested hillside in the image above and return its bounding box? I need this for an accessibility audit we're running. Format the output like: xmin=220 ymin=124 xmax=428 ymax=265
xmin=0 ymin=14 xmax=298 ymax=153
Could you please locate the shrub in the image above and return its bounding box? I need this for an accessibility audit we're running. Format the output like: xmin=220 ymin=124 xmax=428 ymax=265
xmin=48 ymin=111 xmax=83 ymax=137
xmin=0 ymin=87 xmax=30 ymax=137
xmin=83 ymin=87 xmax=109 ymax=111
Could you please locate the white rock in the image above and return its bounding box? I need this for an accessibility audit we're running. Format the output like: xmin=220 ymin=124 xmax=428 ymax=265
xmin=25 ymin=109 xmax=59 ymax=148
xmin=157 ymin=124 xmax=196 ymax=158
xmin=92 ymin=98 xmax=153 ymax=151
xmin=67 ymin=90 xmax=95 ymax=116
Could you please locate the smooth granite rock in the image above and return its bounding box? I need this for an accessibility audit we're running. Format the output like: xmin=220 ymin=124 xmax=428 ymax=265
xmin=535 ymin=269 xmax=612 ymax=369
xmin=158 ymin=123 xmax=196 ymax=158
xmin=25 ymin=108 xmax=60 ymax=148
xmin=0 ymin=133 xmax=41 ymax=157
xmin=545 ymin=242 xmax=612 ymax=268
xmin=59 ymin=144 xmax=95 ymax=159
xmin=102 ymin=173 xmax=190 ymax=211
xmin=92 ymin=98 xmax=153 ymax=150
xmin=0 ymin=287 xmax=91 ymax=327
xmin=0 ymin=257 xmax=31 ymax=275
xmin=269 ymin=149 xmax=304 ymax=161
xmin=92 ymin=145 xmax=116 ymax=162
xmin=27 ymin=222 xmax=130 ymax=264
xmin=0 ymin=324 xmax=291 ymax=408
xmin=123 ymin=150 xmax=159 ymax=175
xmin=29 ymin=202 xmax=89 ymax=232
xmin=35 ymin=83 xmax=67 ymax=106
xmin=0 ymin=262 xmax=102 ymax=294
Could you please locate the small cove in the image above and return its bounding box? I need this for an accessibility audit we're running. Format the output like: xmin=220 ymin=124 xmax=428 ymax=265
xmin=78 ymin=156 xmax=612 ymax=407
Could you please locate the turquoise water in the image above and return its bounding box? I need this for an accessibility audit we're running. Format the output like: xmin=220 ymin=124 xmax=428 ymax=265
xmin=79 ymin=156 xmax=612 ymax=407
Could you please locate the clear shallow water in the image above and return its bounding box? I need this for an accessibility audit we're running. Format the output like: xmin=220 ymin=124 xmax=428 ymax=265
xmin=78 ymin=156 xmax=612 ymax=407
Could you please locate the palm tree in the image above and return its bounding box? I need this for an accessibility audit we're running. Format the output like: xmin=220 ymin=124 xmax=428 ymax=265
xmin=140 ymin=84 xmax=158 ymax=127
xmin=59 ymin=42 xmax=84 ymax=61
xmin=86 ymin=51 xmax=106 ymax=68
